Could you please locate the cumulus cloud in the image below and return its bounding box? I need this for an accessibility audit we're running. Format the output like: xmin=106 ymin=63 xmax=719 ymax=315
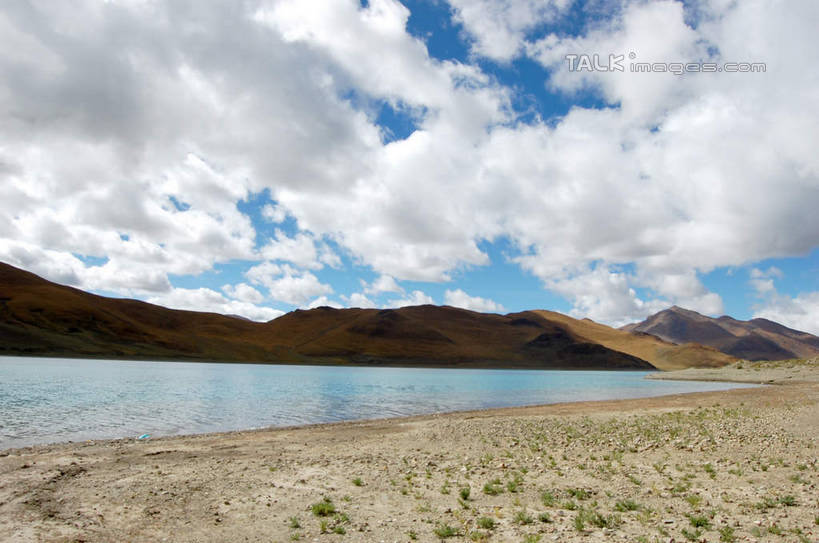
xmin=448 ymin=0 xmax=574 ymax=61
xmin=750 ymin=268 xmax=819 ymax=335
xmin=363 ymin=275 xmax=404 ymax=295
xmin=387 ymin=290 xmax=436 ymax=308
xmin=749 ymin=267 xmax=784 ymax=296
xmin=1 ymin=0 xmax=817 ymax=326
xmin=540 ymin=265 xmax=670 ymax=327
xmin=259 ymin=230 xmax=323 ymax=270
xmin=222 ymin=282 xmax=265 ymax=304
xmin=753 ymin=293 xmax=819 ymax=336
xmin=444 ymin=289 xmax=505 ymax=313
xmin=305 ymin=295 xmax=343 ymax=309
xmin=261 ymin=203 xmax=288 ymax=223
xmin=343 ymin=292 xmax=377 ymax=309
xmin=246 ymin=262 xmax=333 ymax=306
xmin=148 ymin=287 xmax=283 ymax=322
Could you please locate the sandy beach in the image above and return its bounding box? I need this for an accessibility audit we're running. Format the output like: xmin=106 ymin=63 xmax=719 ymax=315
xmin=1 ymin=360 xmax=817 ymax=543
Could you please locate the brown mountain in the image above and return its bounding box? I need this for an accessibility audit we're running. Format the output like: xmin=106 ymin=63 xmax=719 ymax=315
xmin=0 ymin=262 xmax=652 ymax=370
xmin=531 ymin=310 xmax=737 ymax=370
xmin=622 ymin=306 xmax=819 ymax=361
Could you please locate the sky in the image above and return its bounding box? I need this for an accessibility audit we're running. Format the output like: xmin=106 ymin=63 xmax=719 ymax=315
xmin=1 ymin=0 xmax=818 ymax=333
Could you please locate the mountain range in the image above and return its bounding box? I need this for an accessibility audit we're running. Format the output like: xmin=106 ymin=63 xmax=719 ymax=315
xmin=622 ymin=305 xmax=819 ymax=361
xmin=0 ymin=262 xmax=650 ymax=370
xmin=2 ymin=262 xmax=816 ymax=369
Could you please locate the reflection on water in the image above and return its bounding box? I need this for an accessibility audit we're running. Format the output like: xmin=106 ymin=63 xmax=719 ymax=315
xmin=0 ymin=356 xmax=756 ymax=449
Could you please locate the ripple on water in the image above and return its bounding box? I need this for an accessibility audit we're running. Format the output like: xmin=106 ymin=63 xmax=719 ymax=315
xmin=0 ymin=356 xmax=757 ymax=448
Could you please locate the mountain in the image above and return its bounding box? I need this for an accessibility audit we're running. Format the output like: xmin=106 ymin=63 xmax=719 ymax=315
xmin=0 ymin=262 xmax=652 ymax=370
xmin=622 ymin=306 xmax=819 ymax=361
xmin=531 ymin=310 xmax=737 ymax=370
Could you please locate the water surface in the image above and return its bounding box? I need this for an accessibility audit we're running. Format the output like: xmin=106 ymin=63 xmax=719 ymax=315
xmin=0 ymin=356 xmax=756 ymax=449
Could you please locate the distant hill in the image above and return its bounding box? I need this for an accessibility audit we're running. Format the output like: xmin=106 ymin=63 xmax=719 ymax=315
xmin=622 ymin=306 xmax=819 ymax=361
xmin=532 ymin=310 xmax=737 ymax=370
xmin=0 ymin=262 xmax=652 ymax=370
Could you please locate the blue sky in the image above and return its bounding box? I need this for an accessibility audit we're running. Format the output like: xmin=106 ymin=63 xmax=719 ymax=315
xmin=1 ymin=0 xmax=818 ymax=333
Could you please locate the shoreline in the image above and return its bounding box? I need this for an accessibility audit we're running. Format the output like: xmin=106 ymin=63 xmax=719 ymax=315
xmin=646 ymin=358 xmax=819 ymax=385
xmin=0 ymin=370 xmax=757 ymax=454
xmin=2 ymin=363 xmax=817 ymax=542
xmin=0 ymin=352 xmax=658 ymax=371
xmin=1 ymin=381 xmax=761 ymax=455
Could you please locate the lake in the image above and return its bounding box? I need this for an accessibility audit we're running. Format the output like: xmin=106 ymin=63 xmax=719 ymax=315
xmin=0 ymin=356 xmax=757 ymax=449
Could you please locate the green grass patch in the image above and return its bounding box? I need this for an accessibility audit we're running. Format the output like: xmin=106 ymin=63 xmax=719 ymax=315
xmin=433 ymin=524 xmax=460 ymax=538
xmin=483 ymin=478 xmax=503 ymax=496
xmin=614 ymin=499 xmax=640 ymax=512
xmin=311 ymin=498 xmax=336 ymax=517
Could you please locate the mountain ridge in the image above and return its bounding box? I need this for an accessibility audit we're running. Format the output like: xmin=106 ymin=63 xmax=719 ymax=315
xmin=0 ymin=262 xmax=652 ymax=370
xmin=6 ymin=261 xmax=800 ymax=369
xmin=531 ymin=309 xmax=737 ymax=370
xmin=622 ymin=306 xmax=819 ymax=361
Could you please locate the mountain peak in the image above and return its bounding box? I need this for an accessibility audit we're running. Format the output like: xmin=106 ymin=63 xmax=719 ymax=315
xmin=626 ymin=306 xmax=819 ymax=361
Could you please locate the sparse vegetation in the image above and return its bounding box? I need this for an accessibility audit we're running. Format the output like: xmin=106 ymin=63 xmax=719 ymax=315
xmin=685 ymin=494 xmax=702 ymax=508
xmin=719 ymin=525 xmax=736 ymax=542
xmin=514 ymin=510 xmax=533 ymax=525
xmin=687 ymin=514 xmax=710 ymax=529
xmin=614 ymin=499 xmax=640 ymax=512
xmin=311 ymin=497 xmax=336 ymax=517
xmin=433 ymin=523 xmax=459 ymax=538
xmin=483 ymin=478 xmax=503 ymax=495
xmin=540 ymin=490 xmax=556 ymax=507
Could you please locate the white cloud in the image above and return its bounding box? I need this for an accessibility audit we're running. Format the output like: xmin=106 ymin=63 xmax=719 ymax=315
xmin=1 ymin=0 xmax=818 ymax=329
xmin=749 ymin=267 xmax=784 ymax=296
xmin=540 ymin=265 xmax=670 ymax=327
xmin=753 ymin=291 xmax=819 ymax=336
xmin=305 ymin=295 xmax=343 ymax=309
xmin=387 ymin=289 xmax=436 ymax=308
xmin=344 ymin=292 xmax=377 ymax=308
xmin=448 ymin=0 xmax=574 ymax=61
xmin=222 ymin=282 xmax=265 ymax=304
xmin=749 ymin=268 xmax=819 ymax=335
xmin=528 ymin=1 xmax=703 ymax=121
xmin=444 ymin=289 xmax=505 ymax=313
xmin=259 ymin=229 xmax=323 ymax=270
xmin=246 ymin=262 xmax=333 ymax=306
xmin=261 ymin=203 xmax=288 ymax=223
xmin=363 ymin=274 xmax=403 ymax=295
xmin=147 ymin=287 xmax=284 ymax=322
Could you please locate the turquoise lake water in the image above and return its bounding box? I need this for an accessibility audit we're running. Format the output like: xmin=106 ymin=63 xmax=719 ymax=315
xmin=0 ymin=356 xmax=756 ymax=449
